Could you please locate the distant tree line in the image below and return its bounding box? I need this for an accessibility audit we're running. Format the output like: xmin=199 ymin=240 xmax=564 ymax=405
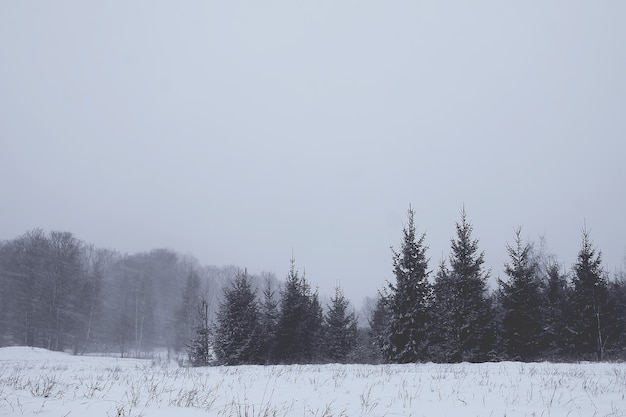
xmin=0 ymin=229 xmax=361 ymax=364
xmin=193 ymin=260 xmax=359 ymax=366
xmin=371 ymin=207 xmax=626 ymax=364
xmin=0 ymin=229 xmax=236 ymax=357
xmin=1 ymin=212 xmax=625 ymax=365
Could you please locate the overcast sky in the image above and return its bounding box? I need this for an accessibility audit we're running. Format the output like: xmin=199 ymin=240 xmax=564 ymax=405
xmin=1 ymin=1 xmax=625 ymax=305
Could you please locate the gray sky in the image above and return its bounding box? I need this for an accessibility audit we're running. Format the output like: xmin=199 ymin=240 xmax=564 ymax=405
xmin=1 ymin=1 xmax=625 ymax=305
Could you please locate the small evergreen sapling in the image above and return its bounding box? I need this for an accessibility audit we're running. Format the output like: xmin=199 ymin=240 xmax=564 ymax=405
xmin=323 ymin=285 xmax=358 ymax=363
xmin=188 ymin=298 xmax=212 ymax=367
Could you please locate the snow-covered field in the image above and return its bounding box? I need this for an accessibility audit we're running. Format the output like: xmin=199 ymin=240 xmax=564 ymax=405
xmin=1 ymin=347 xmax=625 ymax=417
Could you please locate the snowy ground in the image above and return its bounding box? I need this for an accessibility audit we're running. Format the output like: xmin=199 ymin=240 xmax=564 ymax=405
xmin=1 ymin=347 xmax=625 ymax=417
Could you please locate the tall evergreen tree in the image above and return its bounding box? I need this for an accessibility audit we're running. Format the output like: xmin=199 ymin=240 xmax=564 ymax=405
xmin=542 ymin=262 xmax=570 ymax=359
xmin=607 ymin=276 xmax=626 ymax=357
xmin=368 ymin=293 xmax=391 ymax=364
xmin=569 ymin=228 xmax=614 ymax=360
xmin=323 ymin=285 xmax=358 ymax=363
xmin=308 ymin=289 xmax=325 ymax=362
xmin=498 ymin=229 xmax=544 ymax=360
xmin=433 ymin=207 xmax=494 ymax=362
xmin=213 ymin=270 xmax=262 ymax=365
xmin=258 ymin=277 xmax=280 ymax=364
xmin=431 ymin=258 xmax=458 ymax=362
xmin=275 ymin=258 xmax=322 ymax=363
xmin=385 ymin=206 xmax=431 ymax=363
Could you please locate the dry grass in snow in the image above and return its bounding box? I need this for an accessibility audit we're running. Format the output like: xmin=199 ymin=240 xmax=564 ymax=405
xmin=1 ymin=347 xmax=625 ymax=416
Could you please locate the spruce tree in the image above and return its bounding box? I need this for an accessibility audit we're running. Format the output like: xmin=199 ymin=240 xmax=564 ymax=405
xmin=307 ymin=289 xmax=325 ymax=362
xmin=431 ymin=259 xmax=457 ymax=362
xmin=607 ymin=277 xmax=626 ymax=357
xmin=385 ymin=206 xmax=431 ymax=363
xmin=368 ymin=293 xmax=391 ymax=363
xmin=543 ymin=262 xmax=570 ymax=359
xmin=213 ymin=270 xmax=262 ymax=365
xmin=275 ymin=258 xmax=322 ymax=363
xmin=498 ymin=229 xmax=544 ymax=360
xmin=188 ymin=298 xmax=212 ymax=366
xmin=259 ymin=278 xmax=280 ymax=364
xmin=323 ymin=285 xmax=358 ymax=363
xmin=569 ymin=228 xmax=613 ymax=360
xmin=433 ymin=207 xmax=494 ymax=362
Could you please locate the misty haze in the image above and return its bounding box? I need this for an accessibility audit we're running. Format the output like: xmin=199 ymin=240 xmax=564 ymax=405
xmin=1 ymin=1 xmax=625 ymax=416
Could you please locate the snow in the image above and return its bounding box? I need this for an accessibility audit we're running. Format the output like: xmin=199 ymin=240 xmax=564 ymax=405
xmin=1 ymin=347 xmax=625 ymax=416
